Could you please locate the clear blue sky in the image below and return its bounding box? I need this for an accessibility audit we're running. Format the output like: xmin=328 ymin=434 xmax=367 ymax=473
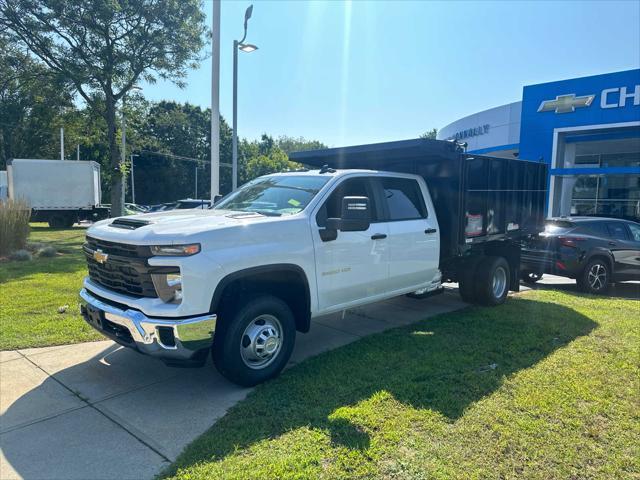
xmin=141 ymin=0 xmax=640 ymax=147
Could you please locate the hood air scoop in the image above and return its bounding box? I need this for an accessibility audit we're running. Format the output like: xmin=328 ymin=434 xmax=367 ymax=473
xmin=110 ymin=218 xmax=152 ymax=230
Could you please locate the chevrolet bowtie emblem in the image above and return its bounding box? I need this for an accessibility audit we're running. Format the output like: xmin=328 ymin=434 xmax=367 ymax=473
xmin=537 ymin=93 xmax=595 ymax=114
xmin=93 ymin=249 xmax=109 ymax=264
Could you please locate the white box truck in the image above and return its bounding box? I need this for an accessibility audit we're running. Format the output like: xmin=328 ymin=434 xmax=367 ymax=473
xmin=7 ymin=159 xmax=110 ymax=228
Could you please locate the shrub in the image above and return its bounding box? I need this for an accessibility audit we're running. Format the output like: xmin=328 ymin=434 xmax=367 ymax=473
xmin=0 ymin=200 xmax=31 ymax=256
xmin=38 ymin=246 xmax=57 ymax=257
xmin=9 ymin=249 xmax=32 ymax=261
xmin=27 ymin=242 xmax=46 ymax=252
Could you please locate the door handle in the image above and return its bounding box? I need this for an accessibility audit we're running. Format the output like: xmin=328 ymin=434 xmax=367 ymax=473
xmin=608 ymin=242 xmax=616 ymax=246
xmin=424 ymin=228 xmax=437 ymax=234
xmin=371 ymin=233 xmax=387 ymax=240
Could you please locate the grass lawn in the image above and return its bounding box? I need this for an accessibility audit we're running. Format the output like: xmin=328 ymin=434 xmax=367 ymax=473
xmin=164 ymin=290 xmax=639 ymax=480
xmin=0 ymin=223 xmax=101 ymax=350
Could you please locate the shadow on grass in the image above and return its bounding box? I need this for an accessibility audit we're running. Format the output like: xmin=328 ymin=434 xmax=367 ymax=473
xmin=163 ymin=295 xmax=597 ymax=474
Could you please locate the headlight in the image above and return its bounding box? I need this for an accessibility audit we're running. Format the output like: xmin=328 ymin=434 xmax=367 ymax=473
xmin=151 ymin=272 xmax=183 ymax=303
xmin=150 ymin=244 xmax=200 ymax=256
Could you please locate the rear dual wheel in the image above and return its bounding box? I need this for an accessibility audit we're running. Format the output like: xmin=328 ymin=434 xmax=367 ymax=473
xmin=459 ymin=256 xmax=510 ymax=306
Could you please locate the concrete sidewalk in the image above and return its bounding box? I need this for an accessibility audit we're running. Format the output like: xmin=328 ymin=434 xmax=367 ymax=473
xmin=0 ymin=290 xmax=466 ymax=480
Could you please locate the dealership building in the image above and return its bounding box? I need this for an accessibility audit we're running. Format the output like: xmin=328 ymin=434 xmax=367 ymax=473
xmin=438 ymin=69 xmax=640 ymax=221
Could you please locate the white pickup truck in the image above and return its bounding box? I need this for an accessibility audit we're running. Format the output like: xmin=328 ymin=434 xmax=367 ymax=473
xmin=80 ymin=139 xmax=546 ymax=386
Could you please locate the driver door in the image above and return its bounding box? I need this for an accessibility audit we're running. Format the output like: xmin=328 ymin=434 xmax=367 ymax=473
xmin=312 ymin=176 xmax=389 ymax=311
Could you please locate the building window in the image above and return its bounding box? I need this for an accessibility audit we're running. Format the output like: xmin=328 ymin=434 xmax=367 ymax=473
xmin=570 ymin=175 xmax=640 ymax=221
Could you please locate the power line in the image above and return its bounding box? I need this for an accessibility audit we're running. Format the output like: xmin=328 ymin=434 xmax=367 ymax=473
xmin=138 ymin=150 xmax=231 ymax=167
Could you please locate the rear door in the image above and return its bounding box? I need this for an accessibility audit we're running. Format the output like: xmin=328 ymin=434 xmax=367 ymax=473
xmin=624 ymin=222 xmax=640 ymax=278
xmin=605 ymin=221 xmax=638 ymax=278
xmin=312 ymin=176 xmax=390 ymax=311
xmin=379 ymin=176 xmax=440 ymax=292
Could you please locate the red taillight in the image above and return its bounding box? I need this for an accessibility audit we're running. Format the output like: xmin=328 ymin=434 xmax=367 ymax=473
xmin=558 ymin=236 xmax=585 ymax=247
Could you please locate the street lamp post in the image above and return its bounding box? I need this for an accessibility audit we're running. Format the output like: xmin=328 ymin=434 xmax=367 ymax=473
xmin=232 ymin=5 xmax=258 ymax=191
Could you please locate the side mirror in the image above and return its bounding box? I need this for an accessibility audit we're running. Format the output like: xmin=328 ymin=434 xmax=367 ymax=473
xmin=326 ymin=196 xmax=371 ymax=232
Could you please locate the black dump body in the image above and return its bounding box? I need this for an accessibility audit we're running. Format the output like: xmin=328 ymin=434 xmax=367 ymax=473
xmin=291 ymin=138 xmax=548 ymax=265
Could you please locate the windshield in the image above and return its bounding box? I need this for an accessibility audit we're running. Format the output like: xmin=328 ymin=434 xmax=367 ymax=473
xmin=214 ymin=175 xmax=330 ymax=216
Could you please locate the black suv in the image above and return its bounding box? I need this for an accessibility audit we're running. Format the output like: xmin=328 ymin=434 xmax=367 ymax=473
xmin=521 ymin=217 xmax=640 ymax=294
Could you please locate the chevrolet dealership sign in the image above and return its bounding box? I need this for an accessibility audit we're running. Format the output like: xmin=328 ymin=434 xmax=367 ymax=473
xmin=537 ymin=85 xmax=639 ymax=114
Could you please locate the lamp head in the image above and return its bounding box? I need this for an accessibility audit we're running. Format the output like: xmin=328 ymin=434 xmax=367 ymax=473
xmin=238 ymin=43 xmax=258 ymax=53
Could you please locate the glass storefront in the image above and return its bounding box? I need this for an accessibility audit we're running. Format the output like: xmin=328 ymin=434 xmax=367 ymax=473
xmin=570 ymin=174 xmax=640 ymax=220
xmin=553 ymin=135 xmax=640 ymax=221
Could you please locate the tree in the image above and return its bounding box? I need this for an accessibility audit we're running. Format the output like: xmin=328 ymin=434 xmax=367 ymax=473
xmin=1 ymin=0 xmax=208 ymax=215
xmin=276 ymin=135 xmax=326 ymax=154
xmin=131 ymin=101 xmax=233 ymax=203
xmin=0 ymin=33 xmax=75 ymax=167
xmin=420 ymin=128 xmax=438 ymax=140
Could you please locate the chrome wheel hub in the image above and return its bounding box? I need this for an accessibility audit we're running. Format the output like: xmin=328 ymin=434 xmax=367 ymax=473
xmin=492 ymin=267 xmax=507 ymax=299
xmin=588 ymin=263 xmax=606 ymax=290
xmin=240 ymin=314 xmax=283 ymax=369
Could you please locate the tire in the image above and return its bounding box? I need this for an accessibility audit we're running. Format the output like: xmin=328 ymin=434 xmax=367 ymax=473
xmin=212 ymin=295 xmax=296 ymax=387
xmin=521 ymin=271 xmax=543 ymax=284
xmin=458 ymin=258 xmax=480 ymax=303
xmin=576 ymin=258 xmax=611 ymax=295
xmin=474 ymin=256 xmax=510 ymax=306
xmin=48 ymin=214 xmax=75 ymax=229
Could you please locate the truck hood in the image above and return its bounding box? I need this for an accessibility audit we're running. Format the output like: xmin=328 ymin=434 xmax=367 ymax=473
xmin=87 ymin=209 xmax=278 ymax=244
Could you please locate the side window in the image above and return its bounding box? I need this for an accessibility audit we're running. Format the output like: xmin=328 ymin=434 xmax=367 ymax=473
xmin=381 ymin=177 xmax=427 ymax=221
xmin=626 ymin=223 xmax=640 ymax=242
xmin=584 ymin=222 xmax=609 ymax=237
xmin=316 ymin=177 xmax=377 ymax=227
xmin=607 ymin=222 xmax=630 ymax=241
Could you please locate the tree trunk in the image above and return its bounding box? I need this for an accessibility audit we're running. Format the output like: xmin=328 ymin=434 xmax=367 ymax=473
xmin=105 ymin=92 xmax=123 ymax=217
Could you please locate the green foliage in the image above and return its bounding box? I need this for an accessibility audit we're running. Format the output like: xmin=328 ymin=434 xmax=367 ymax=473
xmin=164 ymin=291 xmax=639 ymax=479
xmin=0 ymin=33 xmax=75 ymax=168
xmin=0 ymin=199 xmax=30 ymax=255
xmin=245 ymin=148 xmax=300 ymax=181
xmin=420 ymin=128 xmax=438 ymax=139
xmin=1 ymin=0 xmax=209 ymax=216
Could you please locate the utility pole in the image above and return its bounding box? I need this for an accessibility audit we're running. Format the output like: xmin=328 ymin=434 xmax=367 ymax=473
xmin=195 ymin=165 xmax=198 ymax=198
xmin=77 ymin=144 xmax=80 ymax=161
xmin=211 ymin=0 xmax=221 ymax=200
xmin=60 ymin=128 xmax=64 ymax=160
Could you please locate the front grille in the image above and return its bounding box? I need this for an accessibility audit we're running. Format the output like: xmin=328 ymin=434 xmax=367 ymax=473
xmin=84 ymin=236 xmax=158 ymax=298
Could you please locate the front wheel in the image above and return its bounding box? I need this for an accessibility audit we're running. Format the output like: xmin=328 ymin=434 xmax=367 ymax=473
xmin=212 ymin=295 xmax=296 ymax=386
xmin=577 ymin=258 xmax=611 ymax=295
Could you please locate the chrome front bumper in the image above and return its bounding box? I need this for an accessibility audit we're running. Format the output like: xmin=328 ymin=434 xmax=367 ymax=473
xmin=79 ymin=288 xmax=216 ymax=363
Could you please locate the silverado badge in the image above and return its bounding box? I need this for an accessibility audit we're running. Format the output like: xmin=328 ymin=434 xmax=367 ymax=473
xmin=93 ymin=249 xmax=109 ymax=264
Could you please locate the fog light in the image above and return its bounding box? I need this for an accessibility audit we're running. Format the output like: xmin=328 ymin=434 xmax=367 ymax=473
xmin=151 ymin=272 xmax=183 ymax=303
